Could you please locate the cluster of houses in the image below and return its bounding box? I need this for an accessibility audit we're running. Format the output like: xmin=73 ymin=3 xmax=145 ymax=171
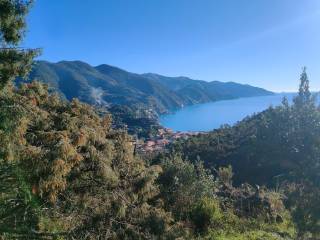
xmin=136 ymin=127 xmax=204 ymax=153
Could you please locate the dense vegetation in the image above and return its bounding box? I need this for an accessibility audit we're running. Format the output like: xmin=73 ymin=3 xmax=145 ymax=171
xmin=26 ymin=60 xmax=272 ymax=114
xmin=105 ymin=105 xmax=160 ymax=139
xmin=169 ymin=68 xmax=320 ymax=239
xmin=0 ymin=1 xmax=318 ymax=239
xmin=0 ymin=82 xmax=296 ymax=239
xmin=0 ymin=83 xmax=296 ymax=238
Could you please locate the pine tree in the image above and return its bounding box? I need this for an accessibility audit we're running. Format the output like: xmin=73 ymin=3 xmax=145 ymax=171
xmin=0 ymin=0 xmax=39 ymax=89
xmin=0 ymin=1 xmax=41 ymax=238
xmin=293 ymin=67 xmax=314 ymax=109
xmin=0 ymin=0 xmax=39 ymax=161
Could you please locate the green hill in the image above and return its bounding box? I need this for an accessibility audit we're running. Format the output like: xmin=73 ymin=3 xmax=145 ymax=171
xmin=27 ymin=61 xmax=273 ymax=113
xmin=167 ymin=70 xmax=320 ymax=237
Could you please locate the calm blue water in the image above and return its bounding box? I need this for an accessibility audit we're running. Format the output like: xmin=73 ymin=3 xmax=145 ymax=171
xmin=160 ymin=93 xmax=296 ymax=132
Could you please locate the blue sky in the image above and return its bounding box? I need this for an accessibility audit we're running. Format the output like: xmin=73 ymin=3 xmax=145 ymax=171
xmin=24 ymin=0 xmax=320 ymax=92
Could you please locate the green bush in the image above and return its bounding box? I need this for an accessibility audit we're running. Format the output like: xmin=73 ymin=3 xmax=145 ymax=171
xmin=191 ymin=197 xmax=222 ymax=233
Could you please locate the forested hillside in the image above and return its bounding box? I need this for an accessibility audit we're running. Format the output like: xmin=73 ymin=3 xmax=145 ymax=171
xmin=26 ymin=60 xmax=273 ymax=114
xmin=169 ymin=68 xmax=320 ymax=238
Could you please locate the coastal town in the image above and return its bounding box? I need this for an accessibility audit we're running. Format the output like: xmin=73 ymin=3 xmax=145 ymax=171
xmin=135 ymin=127 xmax=206 ymax=154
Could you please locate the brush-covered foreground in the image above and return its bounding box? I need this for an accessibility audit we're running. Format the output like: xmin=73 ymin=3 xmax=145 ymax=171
xmin=0 ymin=82 xmax=296 ymax=239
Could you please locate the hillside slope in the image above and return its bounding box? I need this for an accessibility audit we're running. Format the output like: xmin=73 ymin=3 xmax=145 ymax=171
xmin=27 ymin=61 xmax=273 ymax=113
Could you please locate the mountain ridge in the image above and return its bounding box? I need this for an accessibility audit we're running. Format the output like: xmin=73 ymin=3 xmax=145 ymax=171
xmin=26 ymin=60 xmax=273 ymax=114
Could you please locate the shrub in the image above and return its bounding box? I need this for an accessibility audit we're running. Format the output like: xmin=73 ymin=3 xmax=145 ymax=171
xmin=191 ymin=197 xmax=222 ymax=234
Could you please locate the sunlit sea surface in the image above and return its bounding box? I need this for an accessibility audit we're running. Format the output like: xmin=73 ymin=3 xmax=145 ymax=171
xmin=160 ymin=93 xmax=297 ymax=132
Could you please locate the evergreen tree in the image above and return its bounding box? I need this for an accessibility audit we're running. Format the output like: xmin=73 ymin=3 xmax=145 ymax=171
xmin=293 ymin=67 xmax=314 ymax=109
xmin=0 ymin=0 xmax=39 ymax=89
xmin=291 ymin=68 xmax=320 ymax=178
xmin=0 ymin=1 xmax=40 ymax=238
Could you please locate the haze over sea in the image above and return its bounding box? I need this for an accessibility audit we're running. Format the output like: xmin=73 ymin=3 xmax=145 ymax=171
xmin=160 ymin=93 xmax=297 ymax=132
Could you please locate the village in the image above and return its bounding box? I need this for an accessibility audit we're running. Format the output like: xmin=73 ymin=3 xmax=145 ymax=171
xmin=135 ymin=127 xmax=206 ymax=153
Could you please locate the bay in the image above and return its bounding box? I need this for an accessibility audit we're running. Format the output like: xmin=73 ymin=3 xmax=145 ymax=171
xmin=160 ymin=93 xmax=296 ymax=132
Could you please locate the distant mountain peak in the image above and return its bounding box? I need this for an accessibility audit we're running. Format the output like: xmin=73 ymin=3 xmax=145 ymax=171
xmin=95 ymin=64 xmax=129 ymax=74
